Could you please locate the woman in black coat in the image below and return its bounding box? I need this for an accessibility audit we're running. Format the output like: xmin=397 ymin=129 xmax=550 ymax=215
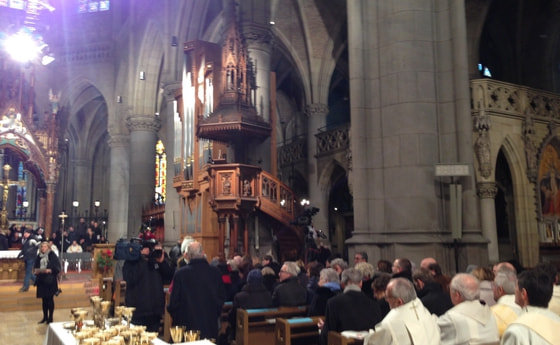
xmin=34 ymin=241 xmax=61 ymax=324
xmin=228 ymin=269 xmax=273 ymax=340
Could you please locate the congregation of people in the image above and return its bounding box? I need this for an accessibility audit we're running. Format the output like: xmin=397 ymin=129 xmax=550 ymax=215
xmin=116 ymin=233 xmax=560 ymax=345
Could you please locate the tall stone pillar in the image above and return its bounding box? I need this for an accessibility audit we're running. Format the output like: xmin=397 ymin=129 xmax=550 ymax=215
xmin=477 ymin=182 xmax=499 ymax=263
xmin=243 ymin=23 xmax=272 ymax=122
xmin=162 ymin=83 xmax=181 ymax=244
xmin=306 ymin=104 xmax=328 ymax=236
xmin=45 ymin=182 xmax=55 ymax=237
xmin=126 ymin=115 xmax=161 ymax=238
xmin=244 ymin=23 xmax=273 ymax=171
xmin=73 ymin=159 xmax=91 ymax=214
xmin=107 ymin=131 xmax=130 ymax=242
xmin=346 ymin=1 xmax=484 ymax=266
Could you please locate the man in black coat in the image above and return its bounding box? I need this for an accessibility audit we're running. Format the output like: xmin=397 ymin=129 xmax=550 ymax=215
xmin=412 ymin=268 xmax=453 ymax=316
xmin=167 ymin=241 xmax=226 ymax=340
xmin=319 ymin=268 xmax=383 ymax=345
xmin=123 ymin=241 xmax=174 ymax=332
xmin=272 ymin=261 xmax=308 ymax=307
xmin=392 ymin=257 xmax=413 ymax=282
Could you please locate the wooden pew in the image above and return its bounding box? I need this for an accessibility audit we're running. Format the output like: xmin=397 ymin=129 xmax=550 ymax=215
xmin=236 ymin=306 xmax=308 ymax=345
xmin=327 ymin=331 xmax=366 ymax=345
xmin=275 ymin=316 xmax=322 ymax=345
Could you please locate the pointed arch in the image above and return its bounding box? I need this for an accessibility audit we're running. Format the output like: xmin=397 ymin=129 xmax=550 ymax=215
xmin=498 ymin=134 xmax=539 ymax=266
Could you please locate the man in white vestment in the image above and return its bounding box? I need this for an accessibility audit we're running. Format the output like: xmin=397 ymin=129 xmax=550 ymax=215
xmin=490 ymin=266 xmax=522 ymax=337
xmin=364 ymin=278 xmax=440 ymax=345
xmin=438 ymin=273 xmax=499 ymax=345
xmin=502 ymin=268 xmax=560 ymax=345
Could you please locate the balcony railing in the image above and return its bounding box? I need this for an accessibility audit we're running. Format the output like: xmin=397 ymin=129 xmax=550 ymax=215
xmin=206 ymin=164 xmax=299 ymax=225
xmin=316 ymin=124 xmax=350 ymax=157
xmin=471 ymin=79 xmax=560 ymax=118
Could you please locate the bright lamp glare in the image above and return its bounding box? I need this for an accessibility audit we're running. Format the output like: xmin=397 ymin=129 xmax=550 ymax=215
xmin=5 ymin=32 xmax=39 ymax=63
xmin=41 ymin=55 xmax=55 ymax=65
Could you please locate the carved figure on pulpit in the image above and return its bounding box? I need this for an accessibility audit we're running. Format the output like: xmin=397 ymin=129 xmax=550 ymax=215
xmin=242 ymin=179 xmax=252 ymax=196
xmin=223 ymin=175 xmax=231 ymax=195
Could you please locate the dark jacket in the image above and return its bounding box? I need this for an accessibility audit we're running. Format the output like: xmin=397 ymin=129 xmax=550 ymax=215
xmin=123 ymin=255 xmax=174 ymax=321
xmin=34 ymin=251 xmax=60 ymax=298
xmin=308 ymin=284 xmax=340 ymax=316
xmin=228 ymin=283 xmax=273 ymax=332
xmin=272 ymin=276 xmax=307 ymax=307
xmin=167 ymin=258 xmax=226 ymax=340
xmin=418 ymin=281 xmax=454 ymax=316
xmin=18 ymin=236 xmax=38 ymax=261
xmin=320 ymin=287 xmax=383 ymax=345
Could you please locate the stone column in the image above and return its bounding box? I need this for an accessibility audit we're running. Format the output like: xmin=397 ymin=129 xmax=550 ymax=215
xmin=306 ymin=104 xmax=328 ymax=236
xmin=73 ymin=159 xmax=91 ymax=214
xmin=107 ymin=131 xmax=130 ymax=242
xmin=162 ymin=83 xmax=181 ymax=244
xmin=450 ymin=0 xmax=481 ymax=235
xmin=243 ymin=23 xmax=272 ymax=122
xmin=244 ymin=23 xmax=273 ymax=171
xmin=126 ymin=115 xmax=161 ymax=238
xmin=477 ymin=182 xmax=499 ymax=263
xmin=345 ymin=1 xmax=484 ymax=267
xmin=45 ymin=182 xmax=55 ymax=238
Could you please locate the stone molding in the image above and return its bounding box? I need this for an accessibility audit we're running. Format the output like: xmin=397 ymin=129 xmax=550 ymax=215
xmin=305 ymin=103 xmax=329 ymax=116
xmin=126 ymin=115 xmax=162 ymax=132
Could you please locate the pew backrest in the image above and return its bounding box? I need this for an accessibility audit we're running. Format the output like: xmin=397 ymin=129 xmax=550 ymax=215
xmin=275 ymin=316 xmax=322 ymax=345
xmin=236 ymin=306 xmax=308 ymax=345
xmin=327 ymin=331 xmax=365 ymax=345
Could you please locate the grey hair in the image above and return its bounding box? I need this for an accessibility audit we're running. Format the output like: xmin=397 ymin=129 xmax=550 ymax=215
xmin=355 ymin=262 xmax=375 ymax=279
xmin=494 ymin=268 xmax=517 ymax=295
xmin=388 ymin=278 xmax=417 ymax=304
xmin=341 ymin=268 xmax=363 ymax=285
xmin=451 ymin=273 xmax=480 ymax=301
xmin=330 ymin=258 xmax=348 ymax=270
xmin=187 ymin=241 xmax=205 ymax=260
xmin=320 ymin=268 xmax=340 ymax=284
xmin=283 ymin=261 xmax=300 ymax=276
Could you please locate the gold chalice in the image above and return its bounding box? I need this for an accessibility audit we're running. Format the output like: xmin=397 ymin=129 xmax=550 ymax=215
xmin=185 ymin=329 xmax=200 ymax=342
xmin=91 ymin=296 xmax=103 ymax=310
xmin=114 ymin=306 xmax=125 ymax=322
xmin=169 ymin=326 xmax=185 ymax=344
xmin=122 ymin=307 xmax=136 ymax=327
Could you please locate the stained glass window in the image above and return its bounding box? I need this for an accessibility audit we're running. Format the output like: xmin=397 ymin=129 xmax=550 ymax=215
xmin=155 ymin=139 xmax=166 ymax=205
xmin=0 ymin=0 xmax=26 ymax=10
xmin=16 ymin=161 xmax=26 ymax=219
xmin=77 ymin=0 xmax=110 ymax=13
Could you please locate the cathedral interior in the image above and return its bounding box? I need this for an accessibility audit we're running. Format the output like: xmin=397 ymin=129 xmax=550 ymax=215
xmin=1 ymin=0 xmax=560 ymax=273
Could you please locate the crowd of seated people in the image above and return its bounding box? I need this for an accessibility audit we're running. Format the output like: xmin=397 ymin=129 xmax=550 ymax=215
xmin=110 ymin=234 xmax=560 ymax=345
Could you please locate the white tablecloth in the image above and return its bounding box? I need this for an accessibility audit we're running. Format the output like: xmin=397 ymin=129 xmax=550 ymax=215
xmin=43 ymin=322 xmax=216 ymax=345
xmin=0 ymin=250 xmax=20 ymax=259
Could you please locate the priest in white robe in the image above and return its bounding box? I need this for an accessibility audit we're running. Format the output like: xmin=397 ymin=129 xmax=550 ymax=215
xmin=502 ymin=269 xmax=560 ymax=345
xmin=364 ymin=278 xmax=440 ymax=345
xmin=490 ymin=267 xmax=522 ymax=337
xmin=438 ymin=273 xmax=499 ymax=345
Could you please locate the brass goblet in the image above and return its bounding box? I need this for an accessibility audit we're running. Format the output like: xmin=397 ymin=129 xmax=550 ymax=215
xmin=184 ymin=329 xmax=200 ymax=342
xmin=169 ymin=326 xmax=185 ymax=344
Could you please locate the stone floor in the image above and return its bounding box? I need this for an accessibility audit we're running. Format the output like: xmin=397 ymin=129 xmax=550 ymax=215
xmin=0 ymin=270 xmax=93 ymax=345
xmin=0 ymin=307 xmax=75 ymax=345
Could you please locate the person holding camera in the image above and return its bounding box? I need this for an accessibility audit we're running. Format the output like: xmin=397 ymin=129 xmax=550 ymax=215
xmin=122 ymin=239 xmax=174 ymax=332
